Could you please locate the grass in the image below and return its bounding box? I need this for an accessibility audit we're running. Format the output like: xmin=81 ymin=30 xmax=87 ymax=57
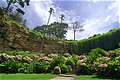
xmin=0 ymin=74 xmax=56 ymax=80
xmin=75 ymin=75 xmax=120 ymax=80
xmin=0 ymin=74 xmax=120 ymax=80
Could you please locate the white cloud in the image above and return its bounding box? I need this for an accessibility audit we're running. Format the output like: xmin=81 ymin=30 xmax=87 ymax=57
xmin=116 ymin=0 xmax=120 ymax=22
xmin=23 ymin=0 xmax=119 ymax=40
xmin=29 ymin=0 xmax=74 ymax=25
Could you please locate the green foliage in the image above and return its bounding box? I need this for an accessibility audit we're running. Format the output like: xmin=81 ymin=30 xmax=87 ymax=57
xmin=66 ymin=57 xmax=75 ymax=66
xmin=87 ymin=48 xmax=106 ymax=64
xmin=49 ymin=55 xmax=70 ymax=73
xmin=31 ymin=61 xmax=50 ymax=73
xmin=0 ymin=50 xmax=31 ymax=57
xmin=50 ymin=55 xmax=65 ymax=69
xmin=59 ymin=64 xmax=69 ymax=74
xmin=71 ymin=54 xmax=79 ymax=64
xmin=0 ymin=0 xmax=29 ymax=27
xmin=0 ymin=61 xmax=29 ymax=73
xmin=34 ymin=22 xmax=68 ymax=39
xmin=66 ymin=28 xmax=120 ymax=54
xmin=66 ymin=41 xmax=79 ymax=54
xmin=29 ymin=30 xmax=43 ymax=39
xmin=0 ymin=48 xmax=120 ymax=76
xmin=96 ymin=56 xmax=120 ymax=76
xmin=76 ymin=64 xmax=94 ymax=75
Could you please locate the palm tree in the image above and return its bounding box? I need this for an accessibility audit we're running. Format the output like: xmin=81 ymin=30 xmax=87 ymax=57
xmin=60 ymin=14 xmax=65 ymax=23
xmin=47 ymin=7 xmax=54 ymax=25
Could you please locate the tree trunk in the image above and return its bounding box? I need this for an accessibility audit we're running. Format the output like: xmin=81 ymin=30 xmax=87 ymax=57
xmin=47 ymin=13 xmax=51 ymax=25
xmin=74 ymin=30 xmax=76 ymax=40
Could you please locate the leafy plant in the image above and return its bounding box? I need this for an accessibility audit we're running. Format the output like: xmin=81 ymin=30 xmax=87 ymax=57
xmin=59 ymin=64 xmax=69 ymax=74
xmin=31 ymin=61 xmax=50 ymax=73
xmin=87 ymin=48 xmax=106 ymax=64
xmin=50 ymin=55 xmax=65 ymax=70
xmin=0 ymin=61 xmax=26 ymax=73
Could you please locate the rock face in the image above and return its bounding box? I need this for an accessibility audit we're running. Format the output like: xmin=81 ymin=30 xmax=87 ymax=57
xmin=0 ymin=19 xmax=66 ymax=53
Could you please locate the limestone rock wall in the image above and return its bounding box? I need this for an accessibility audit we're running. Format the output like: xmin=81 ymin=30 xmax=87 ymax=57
xmin=0 ymin=20 xmax=67 ymax=53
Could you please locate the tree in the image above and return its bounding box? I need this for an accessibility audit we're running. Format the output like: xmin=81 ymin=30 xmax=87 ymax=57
xmin=50 ymin=22 xmax=68 ymax=39
xmin=47 ymin=7 xmax=54 ymax=25
xmin=66 ymin=28 xmax=120 ymax=54
xmin=34 ymin=22 xmax=68 ymax=39
xmin=3 ymin=0 xmax=30 ymax=14
xmin=60 ymin=14 xmax=65 ymax=23
xmin=71 ymin=21 xmax=84 ymax=40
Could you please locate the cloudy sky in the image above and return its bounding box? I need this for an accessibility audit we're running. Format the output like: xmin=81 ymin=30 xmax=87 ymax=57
xmin=1 ymin=0 xmax=120 ymax=40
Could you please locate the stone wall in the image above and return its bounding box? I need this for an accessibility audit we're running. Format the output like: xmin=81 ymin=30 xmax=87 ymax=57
xmin=0 ymin=19 xmax=67 ymax=53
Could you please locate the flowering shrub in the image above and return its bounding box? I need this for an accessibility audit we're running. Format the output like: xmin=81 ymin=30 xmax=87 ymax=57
xmin=31 ymin=61 xmax=50 ymax=73
xmin=87 ymin=48 xmax=106 ymax=64
xmin=50 ymin=55 xmax=65 ymax=70
xmin=59 ymin=64 xmax=69 ymax=74
xmin=0 ymin=61 xmax=29 ymax=73
xmin=0 ymin=48 xmax=120 ymax=77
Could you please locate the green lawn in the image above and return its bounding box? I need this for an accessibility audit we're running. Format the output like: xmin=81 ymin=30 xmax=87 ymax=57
xmin=0 ymin=74 xmax=120 ymax=80
xmin=75 ymin=75 xmax=120 ymax=80
xmin=0 ymin=74 xmax=56 ymax=80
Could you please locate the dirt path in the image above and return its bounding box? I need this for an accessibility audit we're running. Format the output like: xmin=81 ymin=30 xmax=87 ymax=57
xmin=50 ymin=74 xmax=75 ymax=80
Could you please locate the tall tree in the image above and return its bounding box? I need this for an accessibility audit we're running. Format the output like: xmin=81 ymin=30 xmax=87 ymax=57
xmin=47 ymin=7 xmax=54 ymax=25
xmin=72 ymin=21 xmax=84 ymax=40
xmin=60 ymin=14 xmax=65 ymax=23
xmin=34 ymin=22 xmax=68 ymax=39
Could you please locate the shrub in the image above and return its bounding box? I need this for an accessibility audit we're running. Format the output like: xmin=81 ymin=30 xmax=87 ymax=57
xmin=50 ymin=55 xmax=65 ymax=70
xmin=0 ymin=61 xmax=26 ymax=73
xmin=107 ymin=56 xmax=120 ymax=76
xmin=0 ymin=51 xmax=31 ymax=56
xmin=59 ymin=64 xmax=69 ymax=74
xmin=71 ymin=54 xmax=78 ymax=64
xmin=18 ymin=63 xmax=30 ymax=73
xmin=66 ymin=58 xmax=75 ymax=67
xmin=108 ymin=49 xmax=120 ymax=58
xmin=32 ymin=61 xmax=50 ymax=73
xmin=87 ymin=48 xmax=106 ymax=64
xmin=95 ymin=56 xmax=120 ymax=76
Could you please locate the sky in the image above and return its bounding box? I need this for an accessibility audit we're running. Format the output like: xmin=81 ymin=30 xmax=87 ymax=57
xmin=1 ymin=0 xmax=120 ymax=40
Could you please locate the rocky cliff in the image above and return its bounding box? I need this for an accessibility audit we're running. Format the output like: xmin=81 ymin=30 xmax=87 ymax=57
xmin=0 ymin=16 xmax=66 ymax=53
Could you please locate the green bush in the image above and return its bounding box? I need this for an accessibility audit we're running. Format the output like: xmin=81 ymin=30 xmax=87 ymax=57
xmin=18 ymin=63 xmax=31 ymax=73
xmin=87 ymin=48 xmax=106 ymax=64
xmin=71 ymin=54 xmax=78 ymax=64
xmin=31 ymin=61 xmax=50 ymax=73
xmin=108 ymin=48 xmax=120 ymax=58
xmin=66 ymin=57 xmax=75 ymax=66
xmin=50 ymin=55 xmax=65 ymax=70
xmin=0 ymin=61 xmax=27 ymax=73
xmin=76 ymin=64 xmax=95 ymax=75
xmin=66 ymin=28 xmax=120 ymax=54
xmin=107 ymin=56 xmax=120 ymax=76
xmin=95 ymin=55 xmax=120 ymax=76
xmin=0 ymin=51 xmax=31 ymax=56
xmin=59 ymin=64 xmax=69 ymax=74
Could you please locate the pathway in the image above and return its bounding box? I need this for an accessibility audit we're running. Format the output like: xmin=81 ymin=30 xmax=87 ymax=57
xmin=50 ymin=74 xmax=75 ymax=80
